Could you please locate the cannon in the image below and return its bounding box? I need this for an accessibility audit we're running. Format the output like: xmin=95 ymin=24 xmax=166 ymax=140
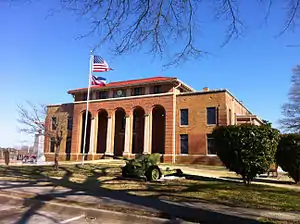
xmin=121 ymin=153 xmax=183 ymax=181
xmin=121 ymin=153 xmax=162 ymax=181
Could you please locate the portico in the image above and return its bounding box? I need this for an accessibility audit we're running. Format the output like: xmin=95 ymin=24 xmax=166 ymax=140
xmin=79 ymin=104 xmax=166 ymax=160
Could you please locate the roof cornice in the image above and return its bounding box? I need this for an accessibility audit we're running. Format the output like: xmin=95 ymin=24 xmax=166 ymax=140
xmin=67 ymin=77 xmax=178 ymax=94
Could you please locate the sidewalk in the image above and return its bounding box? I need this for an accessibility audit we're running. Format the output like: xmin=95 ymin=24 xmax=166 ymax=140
xmin=0 ymin=179 xmax=299 ymax=223
xmin=160 ymin=164 xmax=300 ymax=191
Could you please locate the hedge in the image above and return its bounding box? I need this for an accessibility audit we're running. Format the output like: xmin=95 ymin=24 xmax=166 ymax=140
xmin=276 ymin=134 xmax=300 ymax=184
xmin=212 ymin=124 xmax=280 ymax=184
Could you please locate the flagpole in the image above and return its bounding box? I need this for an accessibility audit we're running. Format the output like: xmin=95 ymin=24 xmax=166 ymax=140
xmin=82 ymin=51 xmax=93 ymax=165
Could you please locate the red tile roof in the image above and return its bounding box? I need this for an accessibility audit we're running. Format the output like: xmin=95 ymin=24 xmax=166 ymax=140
xmin=68 ymin=76 xmax=177 ymax=94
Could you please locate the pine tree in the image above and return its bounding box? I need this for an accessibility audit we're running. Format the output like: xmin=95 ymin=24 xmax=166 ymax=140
xmin=280 ymin=65 xmax=300 ymax=133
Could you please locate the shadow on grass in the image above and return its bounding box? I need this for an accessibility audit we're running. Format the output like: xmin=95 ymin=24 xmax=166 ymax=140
xmin=0 ymin=164 xmax=264 ymax=224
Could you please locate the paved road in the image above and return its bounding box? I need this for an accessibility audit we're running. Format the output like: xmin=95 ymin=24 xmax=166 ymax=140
xmin=0 ymin=195 xmax=190 ymax=224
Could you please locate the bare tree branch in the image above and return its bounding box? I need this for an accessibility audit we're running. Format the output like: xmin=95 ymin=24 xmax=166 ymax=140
xmin=277 ymin=0 xmax=300 ymax=37
xmin=212 ymin=0 xmax=245 ymax=47
xmin=264 ymin=0 xmax=273 ymax=22
xmin=7 ymin=0 xmax=300 ymax=66
xmin=279 ymin=65 xmax=300 ymax=133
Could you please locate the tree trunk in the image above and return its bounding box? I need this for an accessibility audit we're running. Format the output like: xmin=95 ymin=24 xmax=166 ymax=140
xmin=4 ymin=150 xmax=10 ymax=166
xmin=243 ymin=176 xmax=247 ymax=184
xmin=54 ymin=145 xmax=60 ymax=170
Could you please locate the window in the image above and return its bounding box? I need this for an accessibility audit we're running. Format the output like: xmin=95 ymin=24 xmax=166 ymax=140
xmin=180 ymin=134 xmax=188 ymax=154
xmin=180 ymin=109 xmax=189 ymax=126
xmin=67 ymin=116 xmax=73 ymax=130
xmin=98 ymin=91 xmax=107 ymax=99
xmin=83 ymin=93 xmax=88 ymax=101
xmin=207 ymin=107 xmax=217 ymax=125
xmin=50 ymin=137 xmax=55 ymax=153
xmin=133 ymin=87 xmax=143 ymax=96
xmin=153 ymin=85 xmax=161 ymax=94
xmin=229 ymin=109 xmax=232 ymax=125
xmin=51 ymin=117 xmax=57 ymax=130
xmin=207 ymin=134 xmax=217 ymax=155
xmin=65 ymin=137 xmax=72 ymax=153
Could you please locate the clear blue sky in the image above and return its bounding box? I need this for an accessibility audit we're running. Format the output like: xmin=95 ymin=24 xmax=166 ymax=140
xmin=0 ymin=1 xmax=299 ymax=147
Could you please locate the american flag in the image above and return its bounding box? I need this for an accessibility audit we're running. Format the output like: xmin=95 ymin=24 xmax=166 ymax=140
xmin=91 ymin=75 xmax=106 ymax=86
xmin=92 ymin=55 xmax=112 ymax=72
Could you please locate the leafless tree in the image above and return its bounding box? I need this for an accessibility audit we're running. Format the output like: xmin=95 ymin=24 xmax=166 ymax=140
xmin=280 ymin=65 xmax=300 ymax=133
xmin=17 ymin=102 xmax=68 ymax=169
xmin=58 ymin=0 xmax=300 ymax=66
xmin=7 ymin=0 xmax=300 ymax=66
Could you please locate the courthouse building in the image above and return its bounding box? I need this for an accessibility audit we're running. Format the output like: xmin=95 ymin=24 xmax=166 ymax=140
xmin=44 ymin=76 xmax=263 ymax=164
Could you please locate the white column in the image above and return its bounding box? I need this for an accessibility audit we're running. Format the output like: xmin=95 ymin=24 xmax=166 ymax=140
xmin=89 ymin=117 xmax=97 ymax=154
xmin=126 ymin=89 xmax=131 ymax=97
xmin=143 ymin=114 xmax=150 ymax=154
xmin=91 ymin=91 xmax=96 ymax=100
xmin=105 ymin=116 xmax=114 ymax=155
xmin=123 ymin=115 xmax=132 ymax=154
xmin=37 ymin=133 xmax=45 ymax=163
xmin=93 ymin=116 xmax=98 ymax=154
xmin=148 ymin=112 xmax=152 ymax=154
xmin=108 ymin=90 xmax=114 ymax=98
xmin=145 ymin=86 xmax=150 ymax=94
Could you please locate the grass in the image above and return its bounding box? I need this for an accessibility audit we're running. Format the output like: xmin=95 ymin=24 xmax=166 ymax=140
xmin=0 ymin=163 xmax=299 ymax=213
xmin=259 ymin=218 xmax=300 ymax=224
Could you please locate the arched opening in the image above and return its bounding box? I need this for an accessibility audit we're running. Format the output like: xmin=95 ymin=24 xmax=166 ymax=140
xmin=80 ymin=111 xmax=92 ymax=154
xmin=114 ymin=108 xmax=126 ymax=157
xmin=132 ymin=107 xmax=145 ymax=154
xmin=97 ymin=109 xmax=108 ymax=153
xmin=65 ymin=137 xmax=72 ymax=161
xmin=151 ymin=105 xmax=166 ymax=154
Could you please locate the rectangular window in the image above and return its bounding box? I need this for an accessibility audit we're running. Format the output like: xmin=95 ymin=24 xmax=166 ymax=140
xmin=207 ymin=107 xmax=217 ymax=125
xmin=229 ymin=109 xmax=232 ymax=125
xmin=65 ymin=137 xmax=72 ymax=153
xmin=180 ymin=109 xmax=189 ymax=126
xmin=133 ymin=87 xmax=143 ymax=96
xmin=83 ymin=93 xmax=88 ymax=101
xmin=153 ymin=85 xmax=161 ymax=94
xmin=180 ymin=134 xmax=189 ymax=154
xmin=50 ymin=137 xmax=55 ymax=153
xmin=67 ymin=116 xmax=73 ymax=130
xmin=207 ymin=134 xmax=217 ymax=155
xmin=98 ymin=91 xmax=107 ymax=99
xmin=51 ymin=117 xmax=57 ymax=130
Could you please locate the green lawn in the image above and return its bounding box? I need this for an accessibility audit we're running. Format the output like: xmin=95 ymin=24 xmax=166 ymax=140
xmin=0 ymin=163 xmax=299 ymax=212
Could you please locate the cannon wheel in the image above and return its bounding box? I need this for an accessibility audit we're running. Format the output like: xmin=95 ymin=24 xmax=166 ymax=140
xmin=146 ymin=166 xmax=161 ymax=181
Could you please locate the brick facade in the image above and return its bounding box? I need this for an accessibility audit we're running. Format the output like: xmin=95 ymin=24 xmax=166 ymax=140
xmin=44 ymin=77 xmax=262 ymax=164
xmin=175 ymin=91 xmax=227 ymax=164
xmin=71 ymin=94 xmax=174 ymax=161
